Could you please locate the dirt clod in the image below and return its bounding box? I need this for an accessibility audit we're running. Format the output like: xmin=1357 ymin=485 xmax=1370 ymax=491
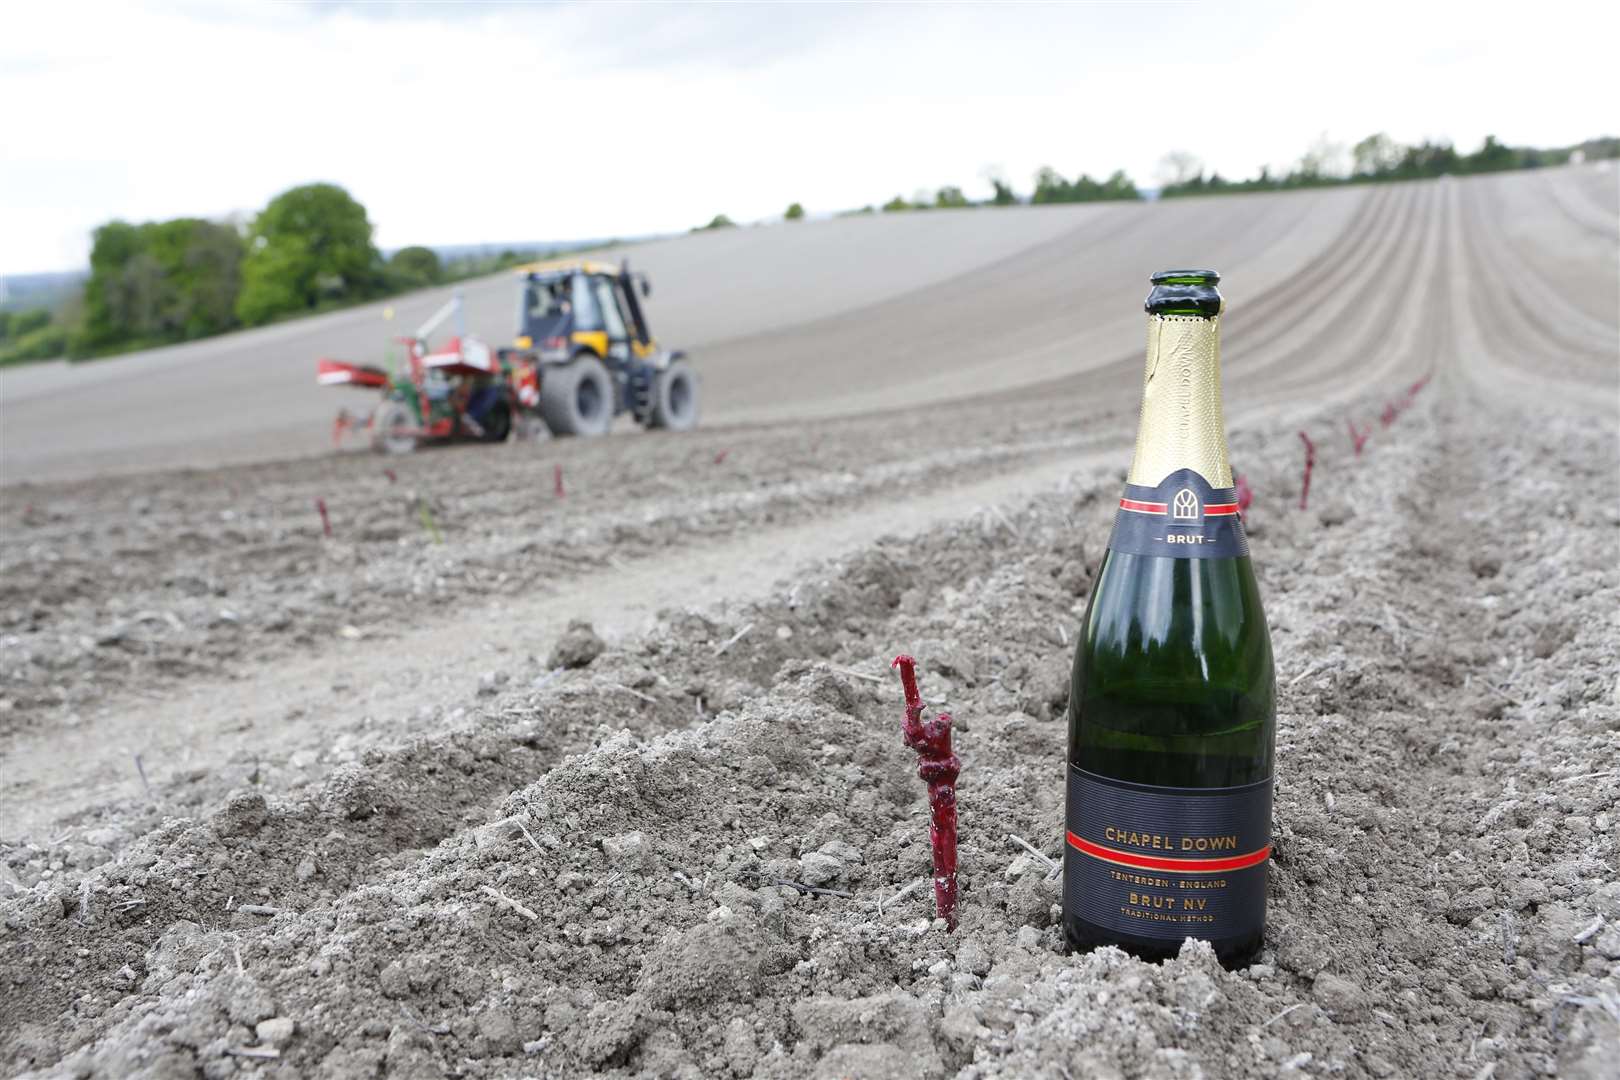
xmin=550 ymin=619 xmax=606 ymax=669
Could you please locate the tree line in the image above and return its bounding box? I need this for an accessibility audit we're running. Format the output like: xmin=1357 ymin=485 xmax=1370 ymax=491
xmin=2 ymin=183 xmax=540 ymax=366
xmin=756 ymin=133 xmax=1614 ymax=222
xmin=1158 ymin=134 xmax=1618 ymax=197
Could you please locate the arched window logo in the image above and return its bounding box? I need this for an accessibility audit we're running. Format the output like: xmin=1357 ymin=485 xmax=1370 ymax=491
xmin=1172 ymin=489 xmax=1199 ymax=521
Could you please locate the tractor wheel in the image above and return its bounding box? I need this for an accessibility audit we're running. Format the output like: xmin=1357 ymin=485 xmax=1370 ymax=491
xmin=480 ymin=397 xmax=513 ymax=443
xmin=647 ymin=359 xmax=700 ymax=431
xmin=539 ymin=354 xmax=614 ymax=437
xmin=371 ymin=397 xmax=419 ymax=455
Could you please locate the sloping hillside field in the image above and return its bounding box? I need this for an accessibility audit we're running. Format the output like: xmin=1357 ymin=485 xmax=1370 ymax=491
xmin=1 ymin=167 xmax=1618 ymax=1078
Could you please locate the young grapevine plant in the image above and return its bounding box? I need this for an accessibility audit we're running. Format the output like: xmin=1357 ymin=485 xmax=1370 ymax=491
xmin=1297 ymin=430 xmax=1316 ymax=511
xmin=891 ymin=654 xmax=960 ymax=931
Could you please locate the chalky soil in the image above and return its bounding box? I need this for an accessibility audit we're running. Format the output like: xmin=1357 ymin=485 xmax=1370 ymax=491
xmin=2 ymin=372 xmax=1617 ymax=1078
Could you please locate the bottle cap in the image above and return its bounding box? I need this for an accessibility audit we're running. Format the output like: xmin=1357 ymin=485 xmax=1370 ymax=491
xmin=1146 ymin=269 xmax=1222 ymax=317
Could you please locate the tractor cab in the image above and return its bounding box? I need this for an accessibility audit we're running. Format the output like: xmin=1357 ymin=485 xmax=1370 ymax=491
xmin=502 ymin=259 xmax=696 ymax=436
xmin=513 ymin=260 xmax=656 ymax=368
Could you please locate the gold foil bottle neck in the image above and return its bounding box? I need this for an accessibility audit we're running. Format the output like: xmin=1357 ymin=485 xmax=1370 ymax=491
xmin=1127 ymin=315 xmax=1232 ymax=488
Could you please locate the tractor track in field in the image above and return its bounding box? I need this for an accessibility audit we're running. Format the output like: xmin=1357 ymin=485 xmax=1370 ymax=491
xmin=0 ymin=167 xmax=1616 ymax=1079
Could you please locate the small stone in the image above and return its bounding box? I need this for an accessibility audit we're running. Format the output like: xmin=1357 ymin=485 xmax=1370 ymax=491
xmin=775 ymin=625 xmax=793 ymax=640
xmin=1014 ymin=926 xmax=1042 ymax=951
xmin=476 ymin=1008 xmax=519 ymax=1055
xmin=215 ymin=791 xmax=270 ymax=837
xmin=1510 ymin=877 xmax=1550 ymax=911
xmin=602 ymin=831 xmax=656 ymax=872
xmin=1317 ymin=501 xmax=1354 ymax=527
xmin=939 ymin=1004 xmax=990 ymax=1048
xmin=1447 ymin=886 xmax=1495 ymax=925
xmin=1312 ymin=973 xmax=1367 ymax=1020
xmin=1008 ymin=874 xmax=1052 ymax=927
xmin=955 ymin=940 xmax=992 ymax=977
xmin=1003 ymin=852 xmax=1046 ymax=882
xmin=379 ymin=961 xmax=410 ymax=999
xmin=706 ymin=882 xmax=752 ymax=910
xmin=255 ymin=1017 xmax=296 ymax=1047
xmin=817 ymin=840 xmax=863 ymax=865
xmin=799 ymin=851 xmax=843 ymax=887
xmin=548 ymin=620 xmax=605 ymax=669
xmin=295 ymin=857 xmax=318 ymax=882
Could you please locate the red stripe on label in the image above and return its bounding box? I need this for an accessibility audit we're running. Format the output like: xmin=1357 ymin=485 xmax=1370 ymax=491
xmin=1067 ymin=831 xmax=1271 ymax=873
xmin=1119 ymin=498 xmax=1167 ymax=514
xmin=1203 ymin=503 xmax=1240 ymax=516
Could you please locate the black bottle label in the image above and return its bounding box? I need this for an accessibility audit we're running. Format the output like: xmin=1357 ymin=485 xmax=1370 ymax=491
xmin=1064 ymin=765 xmax=1271 ymax=943
xmin=1105 ymin=468 xmax=1249 ymax=559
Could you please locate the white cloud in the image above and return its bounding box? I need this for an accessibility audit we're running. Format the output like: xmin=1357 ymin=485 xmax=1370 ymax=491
xmin=1 ymin=0 xmax=1614 ymax=274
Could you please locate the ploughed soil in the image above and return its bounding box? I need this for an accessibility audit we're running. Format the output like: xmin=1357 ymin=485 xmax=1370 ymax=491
xmin=1 ymin=169 xmax=1618 ymax=1079
xmin=3 ymin=377 xmax=1618 ymax=1079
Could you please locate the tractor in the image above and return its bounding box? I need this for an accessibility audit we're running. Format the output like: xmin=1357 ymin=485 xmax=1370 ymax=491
xmin=317 ymin=259 xmax=698 ymax=453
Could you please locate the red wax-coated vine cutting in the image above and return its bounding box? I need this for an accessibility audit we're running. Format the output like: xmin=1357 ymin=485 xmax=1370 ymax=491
xmin=891 ymin=654 xmax=959 ymax=931
xmin=1348 ymin=419 xmax=1369 ymax=457
xmin=1379 ymin=401 xmax=1399 ymax=428
xmin=315 ymin=497 xmax=332 ymax=538
xmin=331 ymin=409 xmax=352 ymax=448
xmin=1235 ymin=472 xmax=1253 ymax=515
xmin=1297 ymin=431 xmax=1315 ymax=511
xmin=554 ymin=463 xmax=565 ymax=498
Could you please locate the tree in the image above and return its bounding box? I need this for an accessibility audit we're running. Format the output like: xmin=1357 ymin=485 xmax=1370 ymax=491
xmin=1352 ymin=132 xmax=1402 ymax=177
xmin=934 ymin=186 xmax=969 ymax=208
xmin=1297 ymin=133 xmax=1348 ymax=182
xmin=990 ymin=178 xmax=1018 ymax=205
xmin=1466 ymin=135 xmax=1517 ymax=174
xmin=1031 ymin=167 xmax=1068 ymax=203
xmin=784 ymin=202 xmax=805 ymax=221
xmin=1158 ymin=151 xmax=1204 ymax=188
xmin=76 ymin=217 xmax=242 ymax=350
xmin=388 ymin=245 xmax=442 ymax=288
xmin=4 ymin=307 xmax=49 ymax=338
xmin=159 ymin=219 xmax=242 ymax=337
xmin=234 ymin=235 xmax=312 ymax=326
xmin=1033 ymin=167 xmax=1142 ymax=204
xmin=237 ymin=183 xmax=380 ymax=325
xmin=1100 ymin=170 xmax=1141 ymax=200
xmin=881 ymin=194 xmax=911 ymax=212
xmin=1393 ymin=140 xmax=1460 ymax=179
xmin=694 ymin=214 xmax=736 ymax=231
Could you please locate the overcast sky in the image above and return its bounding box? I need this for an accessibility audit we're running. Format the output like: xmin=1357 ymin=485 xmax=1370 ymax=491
xmin=2 ymin=0 xmax=1614 ymax=274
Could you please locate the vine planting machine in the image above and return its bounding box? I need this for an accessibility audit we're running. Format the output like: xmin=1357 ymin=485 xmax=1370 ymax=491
xmin=318 ymin=259 xmax=699 ymax=453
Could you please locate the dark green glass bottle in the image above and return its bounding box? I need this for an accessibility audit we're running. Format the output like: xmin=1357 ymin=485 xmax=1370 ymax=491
xmin=1063 ymin=270 xmax=1276 ymax=969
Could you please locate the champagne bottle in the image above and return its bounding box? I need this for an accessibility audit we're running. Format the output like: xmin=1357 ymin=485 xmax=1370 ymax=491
xmin=1063 ymin=270 xmax=1275 ymax=968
